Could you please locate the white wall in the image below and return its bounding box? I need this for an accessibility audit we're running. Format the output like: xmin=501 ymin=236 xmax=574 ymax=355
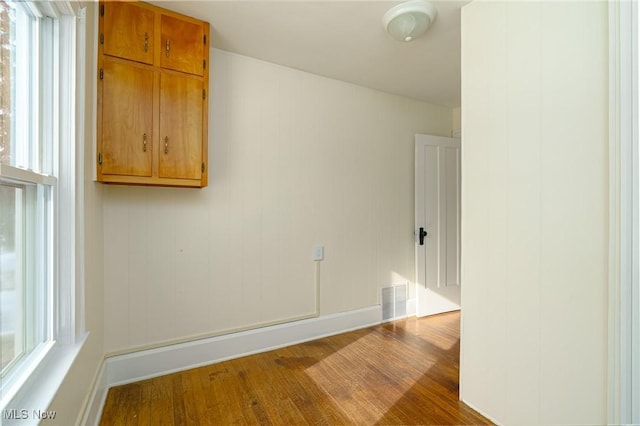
xmin=102 ymin=49 xmax=453 ymax=354
xmin=460 ymin=1 xmax=608 ymax=424
xmin=48 ymin=3 xmax=105 ymax=424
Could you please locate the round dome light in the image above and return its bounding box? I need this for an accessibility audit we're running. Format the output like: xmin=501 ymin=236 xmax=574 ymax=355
xmin=383 ymin=0 xmax=438 ymax=42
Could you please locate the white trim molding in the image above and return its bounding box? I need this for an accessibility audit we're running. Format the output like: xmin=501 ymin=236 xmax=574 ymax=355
xmin=80 ymin=306 xmax=381 ymax=426
xmin=79 ymin=360 xmax=108 ymax=426
xmin=3 ymin=335 xmax=87 ymax=426
xmin=608 ymin=0 xmax=639 ymax=423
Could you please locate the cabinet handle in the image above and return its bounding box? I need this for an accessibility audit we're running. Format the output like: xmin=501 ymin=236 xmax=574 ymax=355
xmin=143 ymin=133 xmax=147 ymax=152
xmin=164 ymin=136 xmax=169 ymax=154
xmin=165 ymin=39 xmax=170 ymax=57
xmin=144 ymin=32 xmax=149 ymax=53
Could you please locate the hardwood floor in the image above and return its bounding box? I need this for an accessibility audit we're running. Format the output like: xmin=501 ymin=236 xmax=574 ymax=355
xmin=100 ymin=311 xmax=490 ymax=425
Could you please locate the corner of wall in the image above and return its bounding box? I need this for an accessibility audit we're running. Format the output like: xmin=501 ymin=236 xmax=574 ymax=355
xmin=452 ymin=107 xmax=461 ymax=137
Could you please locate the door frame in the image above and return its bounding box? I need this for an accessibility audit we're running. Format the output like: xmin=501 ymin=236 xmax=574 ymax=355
xmin=608 ymin=0 xmax=639 ymax=422
xmin=414 ymin=133 xmax=461 ymax=317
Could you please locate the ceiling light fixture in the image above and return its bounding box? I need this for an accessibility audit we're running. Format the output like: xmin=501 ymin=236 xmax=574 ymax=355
xmin=383 ymin=0 xmax=438 ymax=42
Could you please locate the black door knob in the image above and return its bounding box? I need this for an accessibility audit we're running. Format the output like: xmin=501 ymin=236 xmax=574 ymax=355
xmin=419 ymin=227 xmax=428 ymax=245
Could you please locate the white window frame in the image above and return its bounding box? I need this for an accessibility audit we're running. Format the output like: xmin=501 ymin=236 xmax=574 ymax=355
xmin=608 ymin=0 xmax=640 ymax=423
xmin=0 ymin=1 xmax=87 ymax=419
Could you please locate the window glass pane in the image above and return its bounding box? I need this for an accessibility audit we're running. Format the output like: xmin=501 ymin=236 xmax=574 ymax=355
xmin=13 ymin=3 xmax=34 ymax=171
xmin=0 ymin=184 xmax=23 ymax=373
xmin=0 ymin=0 xmax=14 ymax=167
xmin=0 ymin=0 xmax=44 ymax=173
xmin=0 ymin=182 xmax=50 ymax=379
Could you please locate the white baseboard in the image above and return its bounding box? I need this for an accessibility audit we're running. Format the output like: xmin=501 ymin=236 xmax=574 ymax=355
xmin=459 ymin=397 xmax=502 ymax=425
xmin=81 ymin=305 xmax=381 ymax=425
xmin=80 ymin=361 xmax=108 ymax=426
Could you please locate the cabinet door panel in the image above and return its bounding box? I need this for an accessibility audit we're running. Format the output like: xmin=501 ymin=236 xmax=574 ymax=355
xmin=101 ymin=59 xmax=153 ymax=177
xmin=160 ymin=15 xmax=204 ymax=76
xmin=159 ymin=73 xmax=203 ymax=180
xmin=103 ymin=2 xmax=154 ymax=64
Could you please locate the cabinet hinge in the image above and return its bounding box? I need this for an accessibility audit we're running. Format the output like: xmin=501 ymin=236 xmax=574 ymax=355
xmin=202 ymin=89 xmax=206 ymax=100
xmin=203 ymin=34 xmax=207 ymax=45
xmin=98 ymin=153 xmax=103 ymax=165
xmin=100 ymin=33 xmax=104 ymax=45
xmin=201 ymin=162 xmax=205 ymax=173
xmin=100 ymin=4 xmax=104 ymax=17
xmin=99 ymin=68 xmax=104 ymax=80
xmin=203 ymin=59 xmax=206 ymax=70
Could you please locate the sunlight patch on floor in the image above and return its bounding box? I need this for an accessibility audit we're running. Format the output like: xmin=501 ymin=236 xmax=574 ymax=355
xmin=414 ymin=319 xmax=460 ymax=352
xmin=304 ymin=331 xmax=437 ymax=422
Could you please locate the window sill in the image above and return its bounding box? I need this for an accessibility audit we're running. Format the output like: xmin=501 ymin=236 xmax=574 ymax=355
xmin=1 ymin=333 xmax=88 ymax=425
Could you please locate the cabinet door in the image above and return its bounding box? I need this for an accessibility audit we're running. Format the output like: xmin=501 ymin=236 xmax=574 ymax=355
xmin=159 ymin=73 xmax=203 ymax=180
xmin=160 ymin=14 xmax=205 ymax=76
xmin=103 ymin=2 xmax=154 ymax=65
xmin=101 ymin=59 xmax=153 ymax=177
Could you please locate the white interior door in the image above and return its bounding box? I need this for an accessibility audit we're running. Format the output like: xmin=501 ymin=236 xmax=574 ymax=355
xmin=415 ymin=134 xmax=461 ymax=317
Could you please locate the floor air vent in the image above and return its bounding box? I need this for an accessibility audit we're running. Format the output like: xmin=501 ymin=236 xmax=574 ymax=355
xmin=381 ymin=283 xmax=407 ymax=322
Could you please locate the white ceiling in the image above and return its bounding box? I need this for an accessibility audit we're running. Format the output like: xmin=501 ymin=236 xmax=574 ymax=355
xmin=150 ymin=1 xmax=469 ymax=107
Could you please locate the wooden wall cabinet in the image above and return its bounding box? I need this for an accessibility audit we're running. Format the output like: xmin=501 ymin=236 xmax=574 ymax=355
xmin=97 ymin=1 xmax=209 ymax=187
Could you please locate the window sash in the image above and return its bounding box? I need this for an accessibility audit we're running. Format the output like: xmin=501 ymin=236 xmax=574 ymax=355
xmin=0 ymin=171 xmax=54 ymax=387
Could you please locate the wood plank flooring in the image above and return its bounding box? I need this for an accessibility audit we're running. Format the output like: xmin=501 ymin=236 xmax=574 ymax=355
xmin=100 ymin=311 xmax=490 ymax=425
